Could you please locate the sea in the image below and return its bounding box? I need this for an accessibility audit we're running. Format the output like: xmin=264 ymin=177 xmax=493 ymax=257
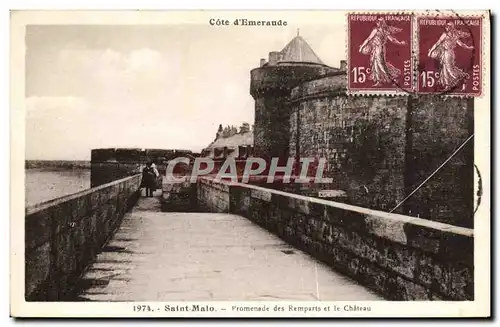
xmin=25 ymin=168 xmax=91 ymax=207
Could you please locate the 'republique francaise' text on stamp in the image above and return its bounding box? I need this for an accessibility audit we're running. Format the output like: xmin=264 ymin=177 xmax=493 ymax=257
xmin=417 ymin=16 xmax=483 ymax=96
xmin=348 ymin=13 xmax=413 ymax=94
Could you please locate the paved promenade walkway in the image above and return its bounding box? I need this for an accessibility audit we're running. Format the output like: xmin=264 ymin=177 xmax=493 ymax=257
xmin=75 ymin=191 xmax=382 ymax=301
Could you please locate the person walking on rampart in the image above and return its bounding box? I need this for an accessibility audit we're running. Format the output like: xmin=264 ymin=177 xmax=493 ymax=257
xmin=150 ymin=161 xmax=161 ymax=189
xmin=141 ymin=162 xmax=157 ymax=197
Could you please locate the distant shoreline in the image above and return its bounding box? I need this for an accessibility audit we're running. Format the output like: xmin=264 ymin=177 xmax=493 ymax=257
xmin=26 ymin=167 xmax=90 ymax=172
xmin=25 ymin=160 xmax=91 ymax=170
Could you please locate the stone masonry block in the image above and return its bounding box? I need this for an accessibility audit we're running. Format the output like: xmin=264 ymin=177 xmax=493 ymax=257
xmin=287 ymin=196 xmax=311 ymax=215
xmin=329 ymin=224 xmax=417 ymax=280
xmin=385 ymin=276 xmax=430 ymax=301
xmin=68 ymin=194 xmax=89 ymax=223
xmin=416 ymin=253 xmax=473 ymax=300
xmin=404 ymin=223 xmax=473 ymax=262
xmin=25 ymin=208 xmax=52 ymax=250
xmin=54 ymin=232 xmax=76 ymax=276
xmin=52 ymin=200 xmax=72 ymax=235
xmin=382 ymin=243 xmax=418 ymax=280
xmin=355 ymin=260 xmax=389 ymax=297
xmin=324 ymin=205 xmax=368 ymax=232
xmin=448 ymin=263 xmax=474 ymax=300
xmin=25 ymin=242 xmax=51 ymax=299
xmin=365 ymin=214 xmax=407 ymax=245
xmin=250 ymin=188 xmax=272 ymax=202
xmin=89 ymin=191 xmax=101 ymax=212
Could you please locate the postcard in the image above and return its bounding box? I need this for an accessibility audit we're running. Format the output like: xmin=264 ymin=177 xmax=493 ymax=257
xmin=11 ymin=9 xmax=491 ymax=318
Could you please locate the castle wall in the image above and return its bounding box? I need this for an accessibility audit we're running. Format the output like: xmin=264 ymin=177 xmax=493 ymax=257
xmin=290 ymin=76 xmax=408 ymax=213
xmin=250 ymin=64 xmax=337 ymax=159
xmin=253 ymin=95 xmax=291 ymax=158
xmin=406 ymin=96 xmax=474 ymax=227
xmin=25 ymin=174 xmax=141 ymax=300
xmin=288 ymin=75 xmax=474 ymax=227
xmin=91 ymin=149 xmax=142 ymax=187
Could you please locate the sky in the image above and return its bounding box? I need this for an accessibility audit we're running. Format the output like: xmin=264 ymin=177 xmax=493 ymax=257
xmin=25 ymin=24 xmax=346 ymax=160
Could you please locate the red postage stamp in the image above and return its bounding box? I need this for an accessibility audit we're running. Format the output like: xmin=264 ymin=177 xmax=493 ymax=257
xmin=348 ymin=13 xmax=413 ymax=93
xmin=417 ymin=16 xmax=482 ymax=96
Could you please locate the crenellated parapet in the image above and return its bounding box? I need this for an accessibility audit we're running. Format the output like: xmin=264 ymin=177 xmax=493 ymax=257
xmin=250 ymin=35 xmax=346 ymax=159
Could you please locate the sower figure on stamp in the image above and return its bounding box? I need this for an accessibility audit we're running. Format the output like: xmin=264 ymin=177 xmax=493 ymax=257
xmin=428 ymin=22 xmax=474 ymax=91
xmin=141 ymin=162 xmax=157 ymax=197
xmin=359 ymin=17 xmax=407 ymax=86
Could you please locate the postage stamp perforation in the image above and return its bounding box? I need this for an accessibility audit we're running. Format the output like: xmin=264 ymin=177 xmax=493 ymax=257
xmin=410 ymin=27 xmax=419 ymax=95
xmin=345 ymin=12 xmax=350 ymax=95
xmin=481 ymin=15 xmax=489 ymax=96
xmin=460 ymin=13 xmax=489 ymax=98
xmin=415 ymin=9 xmax=486 ymax=22
xmin=345 ymin=92 xmax=410 ymax=98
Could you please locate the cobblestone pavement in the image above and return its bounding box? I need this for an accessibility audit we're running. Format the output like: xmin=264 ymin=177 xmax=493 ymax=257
xmin=75 ymin=190 xmax=382 ymax=301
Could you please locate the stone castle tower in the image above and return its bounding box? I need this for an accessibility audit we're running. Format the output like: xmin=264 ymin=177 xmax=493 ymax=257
xmin=249 ymin=33 xmax=345 ymax=159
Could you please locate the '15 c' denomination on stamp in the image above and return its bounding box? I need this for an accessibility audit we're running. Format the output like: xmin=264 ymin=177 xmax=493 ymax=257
xmin=417 ymin=16 xmax=483 ymax=96
xmin=348 ymin=13 xmax=413 ymax=94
